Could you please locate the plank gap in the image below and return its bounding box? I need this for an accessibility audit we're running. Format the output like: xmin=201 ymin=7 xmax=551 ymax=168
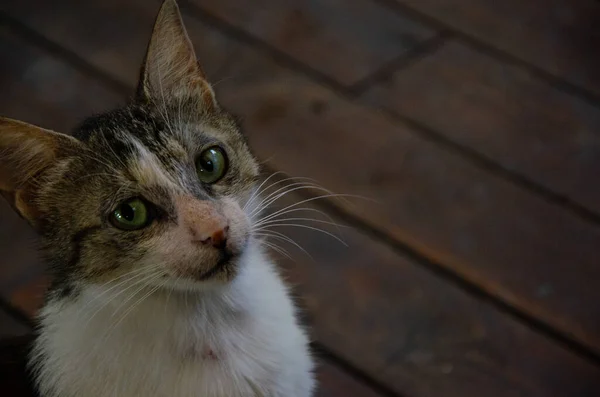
xmin=312 ymin=342 xmax=406 ymax=397
xmin=369 ymin=0 xmax=600 ymax=108
xmin=377 ymin=109 xmax=600 ymax=226
xmin=0 ymin=298 xmax=34 ymax=330
xmin=0 ymin=11 xmax=130 ymax=96
xmin=178 ymin=0 xmax=352 ymax=94
xmin=348 ymin=30 xmax=451 ymax=96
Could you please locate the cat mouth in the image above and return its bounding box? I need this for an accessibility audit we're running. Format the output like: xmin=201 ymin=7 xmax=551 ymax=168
xmin=196 ymin=250 xmax=238 ymax=281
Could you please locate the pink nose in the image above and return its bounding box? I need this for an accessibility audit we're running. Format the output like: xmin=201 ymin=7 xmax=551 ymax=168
xmin=199 ymin=225 xmax=229 ymax=248
xmin=176 ymin=196 xmax=230 ymax=249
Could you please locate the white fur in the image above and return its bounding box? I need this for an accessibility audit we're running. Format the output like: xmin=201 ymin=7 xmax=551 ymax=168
xmin=31 ymin=242 xmax=315 ymax=397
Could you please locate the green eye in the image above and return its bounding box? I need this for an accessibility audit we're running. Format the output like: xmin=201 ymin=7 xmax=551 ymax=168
xmin=110 ymin=198 xmax=151 ymax=231
xmin=196 ymin=146 xmax=228 ymax=184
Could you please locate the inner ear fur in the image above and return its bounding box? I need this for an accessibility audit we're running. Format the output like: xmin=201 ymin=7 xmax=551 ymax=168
xmin=0 ymin=116 xmax=80 ymax=227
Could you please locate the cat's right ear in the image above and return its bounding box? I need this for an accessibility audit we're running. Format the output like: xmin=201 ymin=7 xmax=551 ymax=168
xmin=136 ymin=0 xmax=216 ymax=109
xmin=0 ymin=117 xmax=80 ymax=227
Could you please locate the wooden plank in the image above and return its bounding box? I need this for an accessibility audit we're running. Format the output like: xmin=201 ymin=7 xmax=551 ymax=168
xmin=0 ymin=304 xmax=29 ymax=339
xmin=0 ymin=203 xmax=38 ymax=294
xmin=0 ymin=26 xmax=123 ymax=132
xmin=315 ymin=361 xmax=385 ymax=397
xmin=0 ymin=306 xmax=32 ymax=396
xmin=392 ymin=0 xmax=600 ymax=96
xmin=0 ymin=334 xmax=37 ymax=396
xmin=0 ymin=0 xmax=255 ymax=88
xmin=186 ymin=0 xmax=437 ymax=85
xmin=1 ymin=0 xmax=436 ymax=87
xmin=3 ymin=6 xmax=600 ymax=397
xmin=8 ymin=276 xmax=48 ymax=318
xmin=364 ymin=41 xmax=600 ymax=216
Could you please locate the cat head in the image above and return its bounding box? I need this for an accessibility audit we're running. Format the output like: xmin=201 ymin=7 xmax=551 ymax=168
xmin=0 ymin=0 xmax=260 ymax=295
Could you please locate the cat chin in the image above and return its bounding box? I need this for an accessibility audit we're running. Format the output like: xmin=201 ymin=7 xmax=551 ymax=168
xmin=158 ymin=263 xmax=239 ymax=292
xmin=151 ymin=241 xmax=259 ymax=292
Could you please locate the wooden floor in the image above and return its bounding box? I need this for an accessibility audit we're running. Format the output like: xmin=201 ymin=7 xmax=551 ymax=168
xmin=1 ymin=0 xmax=600 ymax=395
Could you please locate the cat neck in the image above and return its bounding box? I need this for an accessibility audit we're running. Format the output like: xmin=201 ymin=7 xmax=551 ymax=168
xmin=43 ymin=242 xmax=275 ymax=344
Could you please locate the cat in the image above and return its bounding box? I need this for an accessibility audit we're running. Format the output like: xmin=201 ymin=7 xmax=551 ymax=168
xmin=0 ymin=0 xmax=315 ymax=396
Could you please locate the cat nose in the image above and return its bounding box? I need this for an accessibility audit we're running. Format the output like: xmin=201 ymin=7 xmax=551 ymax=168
xmin=199 ymin=225 xmax=229 ymax=249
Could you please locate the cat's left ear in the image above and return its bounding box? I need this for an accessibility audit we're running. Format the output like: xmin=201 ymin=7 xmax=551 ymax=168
xmin=137 ymin=0 xmax=216 ymax=109
xmin=0 ymin=117 xmax=81 ymax=228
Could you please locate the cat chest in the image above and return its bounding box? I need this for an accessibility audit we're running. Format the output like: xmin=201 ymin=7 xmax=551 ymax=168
xmin=39 ymin=324 xmax=277 ymax=397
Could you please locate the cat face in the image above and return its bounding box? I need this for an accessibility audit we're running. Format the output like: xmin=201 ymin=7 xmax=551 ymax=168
xmin=0 ymin=0 xmax=259 ymax=295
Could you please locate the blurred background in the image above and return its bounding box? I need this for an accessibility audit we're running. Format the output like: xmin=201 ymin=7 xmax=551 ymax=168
xmin=1 ymin=0 xmax=600 ymax=396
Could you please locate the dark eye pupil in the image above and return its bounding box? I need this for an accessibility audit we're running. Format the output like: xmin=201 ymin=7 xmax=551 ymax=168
xmin=121 ymin=204 xmax=135 ymax=221
xmin=201 ymin=157 xmax=215 ymax=172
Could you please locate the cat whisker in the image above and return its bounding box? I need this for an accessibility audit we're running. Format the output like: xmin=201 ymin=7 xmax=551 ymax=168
xmin=260 ymin=240 xmax=294 ymax=261
xmin=254 ymin=193 xmax=371 ymax=227
xmin=102 ymin=280 xmax=163 ymax=343
xmin=254 ymin=231 xmax=314 ymax=262
xmin=249 ymin=176 xmax=318 ymax=207
xmin=255 ymin=223 xmax=348 ymax=246
xmin=108 ymin=270 xmax=165 ymax=319
xmin=210 ymin=75 xmax=235 ymax=89
xmin=254 ymin=217 xmax=349 ymax=230
xmin=75 ymin=264 xmax=162 ymax=318
xmin=249 ymin=177 xmax=345 ymax=214
xmin=256 ymin=207 xmax=343 ymax=236
xmin=243 ymin=171 xmax=285 ymax=212
xmin=86 ymin=269 xmax=163 ymax=319
xmin=82 ymin=267 xmax=164 ymax=330
xmin=245 ymin=174 xmax=317 ymax=215
xmin=248 ymin=181 xmax=328 ymax=219
xmin=112 ymin=282 xmax=162 ymax=331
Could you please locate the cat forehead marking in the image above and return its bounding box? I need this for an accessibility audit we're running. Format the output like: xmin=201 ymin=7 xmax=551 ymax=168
xmin=127 ymin=137 xmax=181 ymax=191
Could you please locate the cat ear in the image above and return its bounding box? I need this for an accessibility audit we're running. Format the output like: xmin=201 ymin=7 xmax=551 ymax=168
xmin=137 ymin=0 xmax=216 ymax=108
xmin=0 ymin=117 xmax=80 ymax=227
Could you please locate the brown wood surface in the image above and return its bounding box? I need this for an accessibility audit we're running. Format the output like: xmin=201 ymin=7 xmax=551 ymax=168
xmin=392 ymin=0 xmax=600 ymax=96
xmin=2 ymin=1 xmax=600 ymax=396
xmin=0 ymin=334 xmax=38 ymax=396
xmin=315 ymin=362 xmax=386 ymax=397
xmin=0 ymin=203 xmax=38 ymax=294
xmin=8 ymin=276 xmax=48 ymax=318
xmin=2 ymin=0 xmax=436 ymax=87
xmin=364 ymin=41 xmax=600 ymax=216
xmin=185 ymin=0 xmax=436 ymax=85
xmin=0 ymin=304 xmax=29 ymax=339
